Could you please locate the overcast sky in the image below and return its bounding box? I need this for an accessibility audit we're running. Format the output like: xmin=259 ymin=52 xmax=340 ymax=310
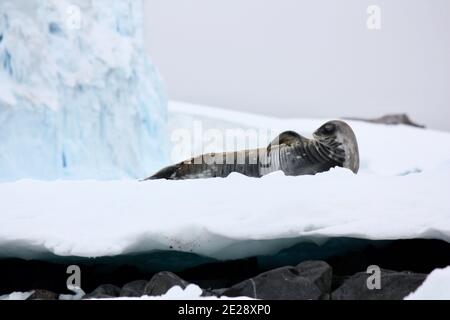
xmin=143 ymin=0 xmax=450 ymax=131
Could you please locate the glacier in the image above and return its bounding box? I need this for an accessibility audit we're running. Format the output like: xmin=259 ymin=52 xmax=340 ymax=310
xmin=0 ymin=0 xmax=168 ymax=181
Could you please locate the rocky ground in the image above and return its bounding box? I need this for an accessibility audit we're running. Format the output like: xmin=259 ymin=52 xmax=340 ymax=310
xmin=3 ymin=239 xmax=448 ymax=300
xmin=25 ymin=261 xmax=427 ymax=300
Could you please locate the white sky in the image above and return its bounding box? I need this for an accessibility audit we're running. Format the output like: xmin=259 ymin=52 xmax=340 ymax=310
xmin=144 ymin=0 xmax=450 ymax=131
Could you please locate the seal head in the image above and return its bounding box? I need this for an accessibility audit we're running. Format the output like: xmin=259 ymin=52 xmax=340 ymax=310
xmin=313 ymin=120 xmax=360 ymax=174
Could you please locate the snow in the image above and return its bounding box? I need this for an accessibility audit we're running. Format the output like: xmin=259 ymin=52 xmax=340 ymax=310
xmin=1 ymin=167 xmax=449 ymax=260
xmin=0 ymin=291 xmax=33 ymax=300
xmin=0 ymin=0 xmax=168 ymax=181
xmin=1 ymin=101 xmax=450 ymax=260
xmin=405 ymin=266 xmax=450 ymax=300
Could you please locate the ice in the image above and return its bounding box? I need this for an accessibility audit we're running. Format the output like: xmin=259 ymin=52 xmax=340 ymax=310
xmin=0 ymin=0 xmax=168 ymax=181
xmin=405 ymin=266 xmax=450 ymax=300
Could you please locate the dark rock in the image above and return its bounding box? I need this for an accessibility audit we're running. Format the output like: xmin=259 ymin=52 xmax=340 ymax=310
xmin=144 ymin=272 xmax=189 ymax=296
xmin=345 ymin=114 xmax=425 ymax=128
xmin=222 ymin=261 xmax=332 ymax=300
xmin=199 ymin=289 xmax=220 ymax=298
xmin=332 ymin=269 xmax=426 ymax=300
xmin=180 ymin=257 xmax=258 ymax=290
xmin=83 ymin=284 xmax=121 ymax=299
xmin=331 ymin=275 xmax=351 ymax=291
xmin=210 ymin=288 xmax=228 ymax=297
xmin=295 ymin=260 xmax=332 ymax=295
xmin=120 ymin=280 xmax=148 ymax=297
xmin=27 ymin=289 xmax=58 ymax=300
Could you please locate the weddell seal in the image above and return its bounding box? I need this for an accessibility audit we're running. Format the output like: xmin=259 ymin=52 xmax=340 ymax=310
xmin=144 ymin=120 xmax=359 ymax=180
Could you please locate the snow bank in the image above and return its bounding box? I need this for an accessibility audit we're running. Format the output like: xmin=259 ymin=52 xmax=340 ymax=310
xmin=0 ymin=102 xmax=449 ymax=260
xmin=0 ymin=0 xmax=168 ymax=181
xmin=405 ymin=266 xmax=450 ymax=300
xmin=1 ymin=167 xmax=450 ymax=260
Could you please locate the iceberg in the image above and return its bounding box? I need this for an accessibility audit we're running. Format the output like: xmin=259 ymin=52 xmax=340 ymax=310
xmin=0 ymin=0 xmax=168 ymax=181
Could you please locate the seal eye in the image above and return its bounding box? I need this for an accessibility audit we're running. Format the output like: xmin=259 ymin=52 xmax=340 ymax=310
xmin=322 ymin=123 xmax=336 ymax=134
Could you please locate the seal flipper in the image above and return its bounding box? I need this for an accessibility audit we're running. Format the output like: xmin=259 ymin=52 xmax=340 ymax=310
xmin=143 ymin=163 xmax=180 ymax=180
xmin=267 ymin=131 xmax=307 ymax=151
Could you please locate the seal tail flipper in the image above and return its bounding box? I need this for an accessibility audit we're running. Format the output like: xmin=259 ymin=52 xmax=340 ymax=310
xmin=141 ymin=164 xmax=180 ymax=181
